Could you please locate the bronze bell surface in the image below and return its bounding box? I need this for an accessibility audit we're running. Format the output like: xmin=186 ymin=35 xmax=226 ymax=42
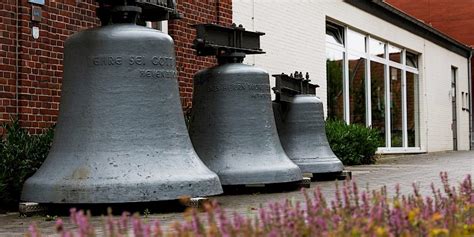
xmin=21 ymin=1 xmax=222 ymax=204
xmin=272 ymin=73 xmax=344 ymax=175
xmin=189 ymin=24 xmax=303 ymax=186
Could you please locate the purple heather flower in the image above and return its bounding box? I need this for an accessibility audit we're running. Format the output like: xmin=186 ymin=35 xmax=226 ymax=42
xmin=55 ymin=218 xmax=64 ymax=233
xmin=28 ymin=224 xmax=39 ymax=237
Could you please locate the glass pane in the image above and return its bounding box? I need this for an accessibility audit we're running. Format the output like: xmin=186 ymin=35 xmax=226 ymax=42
xmin=349 ymin=54 xmax=366 ymax=125
xmin=407 ymin=72 xmax=420 ymax=147
xmin=371 ymin=61 xmax=385 ymax=146
xmin=326 ymin=23 xmax=344 ymax=46
xmin=370 ymin=38 xmax=385 ymax=58
xmin=348 ymin=29 xmax=366 ymax=53
xmin=326 ymin=48 xmax=344 ymax=121
xmin=390 ymin=67 xmax=402 ymax=147
xmin=406 ymin=52 xmax=418 ymax=68
xmin=388 ymin=45 xmax=402 ymax=63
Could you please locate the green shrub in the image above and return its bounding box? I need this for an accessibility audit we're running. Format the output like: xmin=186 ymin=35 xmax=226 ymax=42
xmin=0 ymin=118 xmax=54 ymax=209
xmin=325 ymin=119 xmax=382 ymax=165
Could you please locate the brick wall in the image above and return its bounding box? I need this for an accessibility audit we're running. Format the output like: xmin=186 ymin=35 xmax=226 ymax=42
xmin=0 ymin=0 xmax=18 ymax=125
xmin=169 ymin=0 xmax=233 ymax=109
xmin=0 ymin=0 xmax=99 ymax=134
xmin=386 ymin=0 xmax=474 ymax=47
xmin=0 ymin=0 xmax=232 ymax=133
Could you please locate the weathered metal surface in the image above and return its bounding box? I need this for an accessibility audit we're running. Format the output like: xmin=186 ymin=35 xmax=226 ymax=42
xmin=189 ymin=24 xmax=302 ymax=186
xmin=273 ymin=73 xmax=344 ymax=175
xmin=18 ymin=202 xmax=47 ymax=216
xmin=21 ymin=2 xmax=222 ymax=204
xmin=272 ymin=72 xmax=318 ymax=102
xmin=96 ymin=0 xmax=180 ymax=23
xmin=193 ymin=24 xmax=265 ymax=57
xmin=190 ymin=64 xmax=302 ymax=185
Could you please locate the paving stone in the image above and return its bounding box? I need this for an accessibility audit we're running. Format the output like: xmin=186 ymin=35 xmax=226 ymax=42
xmin=0 ymin=151 xmax=472 ymax=236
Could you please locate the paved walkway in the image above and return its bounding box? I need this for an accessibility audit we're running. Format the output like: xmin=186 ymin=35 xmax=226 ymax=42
xmin=1 ymin=151 xmax=473 ymax=236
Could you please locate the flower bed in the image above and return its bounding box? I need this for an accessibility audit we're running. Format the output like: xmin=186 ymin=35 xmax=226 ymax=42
xmin=27 ymin=172 xmax=473 ymax=236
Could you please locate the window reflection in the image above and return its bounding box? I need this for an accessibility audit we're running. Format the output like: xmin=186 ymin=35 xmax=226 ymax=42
xmin=349 ymin=54 xmax=366 ymax=125
xmin=406 ymin=52 xmax=418 ymax=68
xmin=326 ymin=48 xmax=344 ymax=121
xmin=347 ymin=29 xmax=366 ymax=53
xmin=370 ymin=38 xmax=385 ymax=58
xmin=407 ymin=72 xmax=420 ymax=147
xmin=326 ymin=22 xmax=344 ymax=46
xmin=325 ymin=22 xmax=421 ymax=149
xmin=371 ymin=61 xmax=385 ymax=145
xmin=390 ymin=67 xmax=402 ymax=147
xmin=389 ymin=45 xmax=402 ymax=63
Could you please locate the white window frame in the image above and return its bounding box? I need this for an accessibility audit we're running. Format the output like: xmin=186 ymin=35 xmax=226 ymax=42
xmin=146 ymin=20 xmax=168 ymax=34
xmin=326 ymin=21 xmax=422 ymax=151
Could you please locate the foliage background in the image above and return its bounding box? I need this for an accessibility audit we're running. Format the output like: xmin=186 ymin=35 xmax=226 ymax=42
xmin=0 ymin=119 xmax=54 ymax=210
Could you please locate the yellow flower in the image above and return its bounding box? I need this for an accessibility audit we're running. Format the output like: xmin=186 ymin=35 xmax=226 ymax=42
xmin=431 ymin=212 xmax=443 ymax=222
xmin=464 ymin=224 xmax=474 ymax=234
xmin=408 ymin=208 xmax=420 ymax=223
xmin=429 ymin=228 xmax=449 ymax=236
xmin=375 ymin=227 xmax=387 ymax=236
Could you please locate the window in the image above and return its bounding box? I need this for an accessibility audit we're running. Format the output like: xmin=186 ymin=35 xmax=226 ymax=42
xmin=369 ymin=38 xmax=385 ymax=58
xmin=406 ymin=51 xmax=418 ymax=68
xmin=326 ymin=22 xmax=344 ymax=46
xmin=146 ymin=21 xmax=168 ymax=34
xmin=326 ymin=48 xmax=345 ymax=120
xmin=389 ymin=45 xmax=402 ymax=63
xmin=347 ymin=29 xmax=365 ymax=53
xmin=406 ymin=72 xmax=420 ymax=147
xmin=349 ymin=54 xmax=366 ymax=125
xmin=390 ymin=67 xmax=402 ymax=147
xmin=371 ymin=61 xmax=386 ymax=145
xmin=326 ymin=22 xmax=345 ymax=121
xmin=325 ymin=21 xmax=420 ymax=150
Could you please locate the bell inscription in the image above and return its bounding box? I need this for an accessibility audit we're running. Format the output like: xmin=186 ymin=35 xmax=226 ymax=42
xmin=20 ymin=1 xmax=223 ymax=204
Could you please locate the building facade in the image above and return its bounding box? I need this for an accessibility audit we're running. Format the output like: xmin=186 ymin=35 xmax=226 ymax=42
xmin=0 ymin=0 xmax=232 ymax=133
xmin=385 ymin=0 xmax=474 ymax=149
xmin=233 ymin=0 xmax=472 ymax=153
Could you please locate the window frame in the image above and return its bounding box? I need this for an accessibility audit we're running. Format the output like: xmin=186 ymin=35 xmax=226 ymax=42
xmin=325 ymin=21 xmax=421 ymax=151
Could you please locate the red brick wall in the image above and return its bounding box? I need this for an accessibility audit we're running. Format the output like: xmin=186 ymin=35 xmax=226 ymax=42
xmin=0 ymin=0 xmax=99 ymax=134
xmin=169 ymin=0 xmax=233 ymax=109
xmin=0 ymin=0 xmax=18 ymax=125
xmin=0 ymin=0 xmax=232 ymax=133
xmin=386 ymin=0 xmax=474 ymax=47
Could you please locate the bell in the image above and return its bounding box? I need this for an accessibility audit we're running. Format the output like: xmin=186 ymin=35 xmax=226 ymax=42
xmin=189 ymin=24 xmax=302 ymax=186
xmin=21 ymin=1 xmax=222 ymax=204
xmin=272 ymin=73 xmax=344 ymax=176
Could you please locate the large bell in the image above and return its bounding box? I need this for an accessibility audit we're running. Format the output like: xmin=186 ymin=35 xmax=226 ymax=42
xmin=272 ymin=73 xmax=344 ymax=175
xmin=21 ymin=1 xmax=222 ymax=204
xmin=189 ymin=24 xmax=302 ymax=186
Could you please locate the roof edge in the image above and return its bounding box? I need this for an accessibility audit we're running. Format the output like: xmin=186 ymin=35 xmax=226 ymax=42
xmin=344 ymin=0 xmax=472 ymax=58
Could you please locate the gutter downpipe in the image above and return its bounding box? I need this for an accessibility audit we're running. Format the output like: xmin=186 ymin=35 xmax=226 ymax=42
xmin=469 ymin=50 xmax=473 ymax=150
xmin=15 ymin=0 xmax=20 ymax=117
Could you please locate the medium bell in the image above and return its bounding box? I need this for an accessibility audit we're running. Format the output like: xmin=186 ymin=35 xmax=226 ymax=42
xmin=21 ymin=1 xmax=222 ymax=204
xmin=272 ymin=73 xmax=344 ymax=176
xmin=189 ymin=24 xmax=302 ymax=186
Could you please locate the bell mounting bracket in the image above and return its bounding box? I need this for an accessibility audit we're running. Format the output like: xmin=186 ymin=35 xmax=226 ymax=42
xmin=96 ymin=0 xmax=180 ymax=23
xmin=272 ymin=72 xmax=319 ymax=103
xmin=193 ymin=24 xmax=265 ymax=58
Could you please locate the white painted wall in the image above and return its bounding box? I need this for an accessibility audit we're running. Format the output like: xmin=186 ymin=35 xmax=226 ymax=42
xmin=233 ymin=0 xmax=470 ymax=152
